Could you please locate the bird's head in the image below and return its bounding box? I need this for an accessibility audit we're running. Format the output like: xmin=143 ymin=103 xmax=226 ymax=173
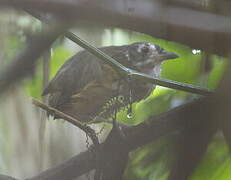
xmin=126 ymin=42 xmax=178 ymax=74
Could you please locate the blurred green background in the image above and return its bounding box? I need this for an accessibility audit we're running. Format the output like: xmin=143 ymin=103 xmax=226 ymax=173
xmin=0 ymin=10 xmax=229 ymax=180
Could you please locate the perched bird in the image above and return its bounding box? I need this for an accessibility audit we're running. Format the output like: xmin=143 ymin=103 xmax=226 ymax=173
xmin=42 ymin=42 xmax=178 ymax=122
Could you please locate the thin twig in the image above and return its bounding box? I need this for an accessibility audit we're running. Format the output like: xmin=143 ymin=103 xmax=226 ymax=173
xmin=26 ymin=10 xmax=213 ymax=96
xmin=32 ymin=98 xmax=101 ymax=180
xmin=31 ymin=98 xmax=99 ymax=146
xmin=65 ymin=32 xmax=213 ymax=96
xmin=20 ymin=98 xmax=208 ymax=180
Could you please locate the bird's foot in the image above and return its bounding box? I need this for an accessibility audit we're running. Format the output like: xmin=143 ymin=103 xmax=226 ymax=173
xmin=111 ymin=121 xmax=126 ymax=141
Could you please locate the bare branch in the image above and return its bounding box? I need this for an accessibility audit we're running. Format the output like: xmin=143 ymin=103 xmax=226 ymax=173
xmin=23 ymin=98 xmax=209 ymax=180
xmin=24 ymin=10 xmax=213 ymax=96
xmin=3 ymin=90 xmax=230 ymax=180
xmin=27 ymin=150 xmax=95 ymax=180
xmin=27 ymin=86 xmax=231 ymax=180
xmin=65 ymin=32 xmax=213 ymax=96
xmin=31 ymin=98 xmax=99 ymax=146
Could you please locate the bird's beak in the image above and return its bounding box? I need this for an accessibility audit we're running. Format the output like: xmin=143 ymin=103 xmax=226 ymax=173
xmin=159 ymin=50 xmax=179 ymax=61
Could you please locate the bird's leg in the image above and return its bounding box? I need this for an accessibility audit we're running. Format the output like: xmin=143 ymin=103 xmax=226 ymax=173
xmin=110 ymin=80 xmax=126 ymax=140
xmin=111 ymin=108 xmax=125 ymax=140
xmin=111 ymin=76 xmax=135 ymax=139
xmin=127 ymin=83 xmax=133 ymax=119
xmin=126 ymin=76 xmax=133 ymax=119
xmin=101 ymin=80 xmax=131 ymax=180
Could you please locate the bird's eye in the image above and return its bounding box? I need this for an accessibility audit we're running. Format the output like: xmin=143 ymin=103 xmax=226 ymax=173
xmin=159 ymin=48 xmax=164 ymax=53
xmin=141 ymin=46 xmax=150 ymax=54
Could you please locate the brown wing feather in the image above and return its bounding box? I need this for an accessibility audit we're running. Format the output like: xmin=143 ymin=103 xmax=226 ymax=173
xmin=43 ymin=45 xmax=129 ymax=110
xmin=43 ymin=50 xmax=103 ymax=108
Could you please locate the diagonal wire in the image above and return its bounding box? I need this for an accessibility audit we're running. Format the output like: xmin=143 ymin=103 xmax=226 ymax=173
xmin=26 ymin=10 xmax=213 ymax=96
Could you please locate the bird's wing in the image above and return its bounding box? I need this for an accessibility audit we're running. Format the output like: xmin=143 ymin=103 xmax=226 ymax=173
xmin=43 ymin=50 xmax=104 ymax=107
xmin=42 ymin=46 xmax=128 ymax=108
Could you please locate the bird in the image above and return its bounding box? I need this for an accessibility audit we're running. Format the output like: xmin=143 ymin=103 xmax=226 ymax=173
xmin=42 ymin=42 xmax=178 ymax=122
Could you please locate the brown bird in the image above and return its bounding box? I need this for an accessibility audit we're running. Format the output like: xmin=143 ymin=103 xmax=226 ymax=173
xmin=42 ymin=42 xmax=178 ymax=122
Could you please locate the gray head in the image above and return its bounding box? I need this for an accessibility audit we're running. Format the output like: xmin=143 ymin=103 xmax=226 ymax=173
xmin=127 ymin=42 xmax=178 ymax=72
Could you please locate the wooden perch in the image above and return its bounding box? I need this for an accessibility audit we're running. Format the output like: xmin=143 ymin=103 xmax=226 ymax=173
xmin=25 ymin=10 xmax=213 ymax=96
xmin=31 ymin=98 xmax=99 ymax=146
xmin=0 ymin=96 xmax=217 ymax=180
xmin=32 ymin=99 xmax=101 ymax=180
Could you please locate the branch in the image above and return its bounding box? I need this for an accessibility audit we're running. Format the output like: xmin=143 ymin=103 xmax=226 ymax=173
xmin=26 ymin=10 xmax=213 ymax=96
xmin=27 ymin=88 xmax=228 ymax=180
xmin=31 ymin=98 xmax=99 ymax=146
xmin=32 ymin=98 xmax=101 ymax=179
xmin=65 ymin=32 xmax=213 ymax=96
xmin=16 ymin=98 xmax=207 ymax=180
xmin=4 ymin=82 xmax=231 ymax=180
xmin=27 ymin=150 xmax=95 ymax=180
xmin=1 ymin=93 xmax=229 ymax=180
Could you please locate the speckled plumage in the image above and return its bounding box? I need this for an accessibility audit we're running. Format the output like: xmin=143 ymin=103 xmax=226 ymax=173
xmin=43 ymin=42 xmax=178 ymax=121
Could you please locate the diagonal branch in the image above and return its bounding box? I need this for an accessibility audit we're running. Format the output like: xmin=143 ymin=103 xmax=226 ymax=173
xmin=65 ymin=32 xmax=213 ymax=96
xmin=26 ymin=10 xmax=213 ymax=96
xmin=0 ymin=91 xmax=228 ymax=180
xmin=31 ymin=98 xmax=99 ymax=147
xmin=32 ymin=98 xmax=101 ymax=180
xmin=16 ymin=97 xmax=211 ymax=180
